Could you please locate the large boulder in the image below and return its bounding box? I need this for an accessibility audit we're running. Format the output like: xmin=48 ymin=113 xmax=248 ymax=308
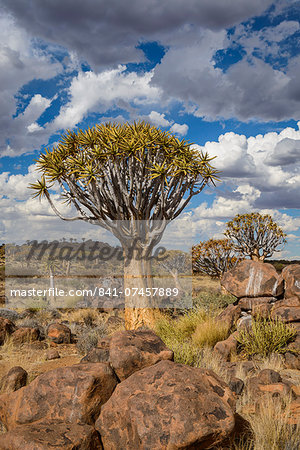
xmin=282 ymin=264 xmax=300 ymax=300
xmin=0 ymin=363 xmax=117 ymax=430
xmin=109 ymin=329 xmax=174 ymax=381
xmin=96 ymin=360 xmax=237 ymax=449
xmin=0 ymin=317 xmax=16 ymax=345
xmin=0 ymin=421 xmax=102 ymax=449
xmin=82 ymin=329 xmax=174 ymax=381
xmin=221 ymin=260 xmax=283 ymax=299
xmin=0 ymin=366 xmax=27 ymax=393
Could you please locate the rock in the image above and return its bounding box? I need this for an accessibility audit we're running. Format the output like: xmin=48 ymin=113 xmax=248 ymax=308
xmin=80 ymin=337 xmax=111 ymax=363
xmin=0 ymin=363 xmax=117 ymax=429
xmin=258 ymin=383 xmax=292 ymax=398
xmin=229 ymin=378 xmax=244 ymax=395
xmin=0 ymin=367 xmax=27 ymax=393
xmin=237 ymin=314 xmax=252 ymax=330
xmin=287 ymin=333 xmax=300 ymax=353
xmin=252 ymin=302 xmax=273 ymax=318
xmin=81 ymin=347 xmax=110 ymax=363
xmin=0 ymin=317 xmax=16 ymax=345
xmin=282 ymin=264 xmax=300 ymax=300
xmin=291 ymin=385 xmax=300 ymax=397
xmin=45 ymin=348 xmax=60 ymax=360
xmin=96 ymin=360 xmax=237 ymax=450
xmin=106 ymin=316 xmax=125 ymax=328
xmin=47 ymin=322 xmax=71 ymax=344
xmin=289 ymin=398 xmax=300 ymax=426
xmin=238 ymin=296 xmax=275 ymax=309
xmin=226 ymin=361 xmax=256 ymax=380
xmin=247 ymin=376 xmax=290 ymax=398
xmin=246 ymin=371 xmax=293 ymax=400
xmin=108 ymin=329 xmax=174 ymax=381
xmin=214 ymin=331 xmax=239 ymax=361
xmin=238 ymin=297 xmax=274 ymax=317
xmin=221 ymin=260 xmax=283 ymax=298
xmin=11 ymin=327 xmax=40 ymax=345
xmin=271 ymin=298 xmax=300 ymax=323
xmin=291 ymin=321 xmax=300 ymax=333
xmin=215 ymin=304 xmax=242 ymax=328
xmin=258 ymin=369 xmax=282 ymax=384
xmin=0 ymin=421 xmax=102 ymax=449
xmin=284 ymin=352 xmax=300 ymax=370
xmin=0 ymin=309 xmax=20 ymax=322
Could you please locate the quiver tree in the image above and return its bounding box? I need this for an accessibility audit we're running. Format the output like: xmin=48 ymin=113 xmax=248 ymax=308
xmin=29 ymin=121 xmax=218 ymax=329
xmin=192 ymin=239 xmax=240 ymax=278
xmin=224 ymin=213 xmax=286 ymax=262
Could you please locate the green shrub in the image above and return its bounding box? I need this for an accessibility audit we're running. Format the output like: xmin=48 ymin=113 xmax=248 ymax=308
xmin=236 ymin=316 xmax=297 ymax=358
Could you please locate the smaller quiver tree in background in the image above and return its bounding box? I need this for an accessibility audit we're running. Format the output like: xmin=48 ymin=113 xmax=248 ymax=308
xmin=224 ymin=212 xmax=286 ymax=262
xmin=192 ymin=239 xmax=240 ymax=278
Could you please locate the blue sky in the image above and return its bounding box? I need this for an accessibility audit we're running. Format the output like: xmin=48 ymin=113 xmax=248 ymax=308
xmin=0 ymin=0 xmax=299 ymax=258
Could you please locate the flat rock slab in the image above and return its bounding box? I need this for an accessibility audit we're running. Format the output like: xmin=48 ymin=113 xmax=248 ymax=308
xmin=0 ymin=362 xmax=117 ymax=429
xmin=96 ymin=360 xmax=236 ymax=449
xmin=221 ymin=260 xmax=283 ymax=299
xmin=0 ymin=421 xmax=102 ymax=449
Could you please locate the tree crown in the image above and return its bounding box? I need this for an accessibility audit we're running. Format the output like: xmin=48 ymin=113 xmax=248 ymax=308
xmin=224 ymin=212 xmax=286 ymax=261
xmin=192 ymin=238 xmax=240 ymax=278
xmin=29 ymin=121 xmax=219 ymax=233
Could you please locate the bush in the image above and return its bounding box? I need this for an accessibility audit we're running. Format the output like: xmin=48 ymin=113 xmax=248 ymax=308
xmin=76 ymin=323 xmax=107 ymax=355
xmin=236 ymin=316 xmax=297 ymax=358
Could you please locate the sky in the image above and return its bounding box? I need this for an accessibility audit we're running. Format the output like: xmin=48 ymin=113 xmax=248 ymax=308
xmin=0 ymin=0 xmax=299 ymax=258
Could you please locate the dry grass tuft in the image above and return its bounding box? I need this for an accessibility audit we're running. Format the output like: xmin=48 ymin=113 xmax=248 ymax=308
xmin=192 ymin=318 xmax=230 ymax=348
xmin=242 ymin=395 xmax=300 ymax=450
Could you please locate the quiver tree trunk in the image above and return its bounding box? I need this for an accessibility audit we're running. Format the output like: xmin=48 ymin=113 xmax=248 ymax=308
xmin=123 ymin=246 xmax=158 ymax=330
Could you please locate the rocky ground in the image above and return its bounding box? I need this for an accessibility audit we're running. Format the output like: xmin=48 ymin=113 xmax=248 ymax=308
xmin=0 ymin=263 xmax=298 ymax=448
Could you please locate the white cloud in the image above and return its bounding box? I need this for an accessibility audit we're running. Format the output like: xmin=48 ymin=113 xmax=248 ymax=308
xmin=194 ymin=122 xmax=300 ymax=209
xmin=0 ymin=14 xmax=63 ymax=157
xmin=152 ymin=18 xmax=300 ymax=122
xmin=148 ymin=111 xmax=171 ymax=127
xmin=53 ymin=67 xmax=161 ymax=130
xmin=170 ymin=123 xmax=189 ymax=136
